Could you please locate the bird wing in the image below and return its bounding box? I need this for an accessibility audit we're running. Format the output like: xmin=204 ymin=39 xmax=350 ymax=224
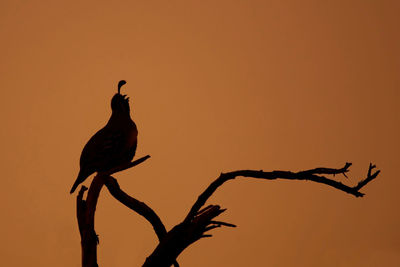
xmin=79 ymin=127 xmax=125 ymax=171
xmin=71 ymin=127 xmax=127 ymax=194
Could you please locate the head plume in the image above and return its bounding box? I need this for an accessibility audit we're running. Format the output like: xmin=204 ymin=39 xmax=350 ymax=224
xmin=118 ymin=80 xmax=126 ymax=94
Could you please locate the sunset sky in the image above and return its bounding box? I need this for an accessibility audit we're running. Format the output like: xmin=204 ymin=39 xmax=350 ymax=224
xmin=1 ymin=1 xmax=399 ymax=266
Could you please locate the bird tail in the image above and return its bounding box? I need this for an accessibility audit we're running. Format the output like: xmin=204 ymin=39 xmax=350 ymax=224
xmin=70 ymin=171 xmax=88 ymax=194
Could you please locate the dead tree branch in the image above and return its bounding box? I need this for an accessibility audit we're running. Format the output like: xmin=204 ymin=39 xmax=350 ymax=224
xmin=76 ymin=160 xmax=379 ymax=267
xmin=143 ymin=162 xmax=380 ymax=267
xmin=104 ymin=176 xmax=167 ymax=241
xmin=143 ymin=204 xmax=236 ymax=267
xmin=76 ymin=155 xmax=151 ymax=267
xmin=185 ymin=162 xmax=379 ymax=222
xmin=104 ymin=177 xmax=180 ymax=267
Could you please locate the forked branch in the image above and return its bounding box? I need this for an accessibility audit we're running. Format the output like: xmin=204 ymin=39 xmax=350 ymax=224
xmin=76 ymin=155 xmax=151 ymax=267
xmin=143 ymin=163 xmax=380 ymax=267
xmin=76 ymin=161 xmax=380 ymax=267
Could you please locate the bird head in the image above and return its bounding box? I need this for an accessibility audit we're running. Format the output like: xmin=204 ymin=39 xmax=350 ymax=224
xmin=111 ymin=80 xmax=131 ymax=114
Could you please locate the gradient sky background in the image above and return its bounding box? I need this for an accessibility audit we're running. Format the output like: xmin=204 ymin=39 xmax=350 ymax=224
xmin=1 ymin=1 xmax=399 ymax=266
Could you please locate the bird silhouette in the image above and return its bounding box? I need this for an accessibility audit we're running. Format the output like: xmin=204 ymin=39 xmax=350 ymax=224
xmin=70 ymin=80 xmax=138 ymax=194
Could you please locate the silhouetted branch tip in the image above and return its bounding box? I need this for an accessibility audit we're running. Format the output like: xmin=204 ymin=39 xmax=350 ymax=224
xmin=197 ymin=204 xmax=214 ymax=214
xmin=209 ymin=220 xmax=237 ymax=228
xmin=298 ymin=162 xmax=352 ymax=176
xmin=204 ymin=225 xmax=220 ymax=232
xmin=353 ymin=163 xmax=380 ymax=193
xmin=78 ymin=185 xmax=88 ymax=196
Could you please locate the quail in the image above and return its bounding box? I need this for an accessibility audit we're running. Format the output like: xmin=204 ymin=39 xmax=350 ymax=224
xmin=70 ymin=80 xmax=138 ymax=194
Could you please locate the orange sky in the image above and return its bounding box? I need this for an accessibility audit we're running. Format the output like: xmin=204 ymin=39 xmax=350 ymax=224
xmin=1 ymin=1 xmax=399 ymax=266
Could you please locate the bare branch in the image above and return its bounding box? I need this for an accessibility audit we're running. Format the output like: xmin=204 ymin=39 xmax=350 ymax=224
xmin=143 ymin=205 xmax=231 ymax=267
xmin=104 ymin=176 xmax=168 ymax=242
xmin=208 ymin=220 xmax=237 ymax=228
xmin=185 ymin=163 xmax=379 ymax=223
xmin=104 ymin=174 xmax=180 ymax=267
xmin=354 ymin=163 xmax=380 ymax=191
xmin=143 ymin=163 xmax=379 ymax=266
xmin=76 ymin=156 xmax=150 ymax=267
xmin=79 ymin=174 xmax=104 ymax=267
xmin=76 ymin=159 xmax=379 ymax=267
xmin=298 ymin=162 xmax=352 ymax=176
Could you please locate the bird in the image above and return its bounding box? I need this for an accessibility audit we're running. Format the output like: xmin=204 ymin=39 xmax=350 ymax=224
xmin=70 ymin=80 xmax=138 ymax=194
